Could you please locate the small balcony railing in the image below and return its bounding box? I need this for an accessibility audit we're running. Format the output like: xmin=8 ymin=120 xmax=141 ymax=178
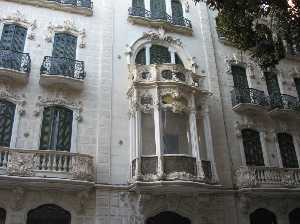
xmin=231 ymin=87 xmax=269 ymax=108
xmin=128 ymin=6 xmax=192 ymax=29
xmin=47 ymin=0 xmax=93 ymax=9
xmin=0 ymin=147 xmax=94 ymax=182
xmin=286 ymin=43 xmax=300 ymax=57
xmin=236 ymin=166 xmax=300 ymax=188
xmin=270 ymin=94 xmax=300 ymax=111
xmin=131 ymin=155 xmax=214 ymax=183
xmin=40 ymin=56 xmax=86 ymax=80
xmin=0 ymin=49 xmax=31 ymax=73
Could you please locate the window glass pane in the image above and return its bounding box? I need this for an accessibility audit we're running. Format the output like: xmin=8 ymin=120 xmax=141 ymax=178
xmin=278 ymin=133 xmax=299 ymax=168
xmin=0 ymin=100 xmax=16 ymax=147
xmin=135 ymin=48 xmax=146 ymax=65
xmin=150 ymin=45 xmax=171 ymax=64
xmin=161 ymin=110 xmax=192 ymax=155
xmin=141 ymin=112 xmax=156 ymax=155
xmin=242 ymin=129 xmax=265 ymax=166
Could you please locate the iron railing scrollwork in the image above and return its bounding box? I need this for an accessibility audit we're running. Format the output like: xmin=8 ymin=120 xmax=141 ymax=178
xmin=0 ymin=49 xmax=31 ymax=73
xmin=128 ymin=7 xmax=192 ymax=29
xmin=47 ymin=0 xmax=93 ymax=9
xmin=231 ymin=87 xmax=269 ymax=107
xmin=40 ymin=56 xmax=86 ymax=80
xmin=270 ymin=94 xmax=300 ymax=111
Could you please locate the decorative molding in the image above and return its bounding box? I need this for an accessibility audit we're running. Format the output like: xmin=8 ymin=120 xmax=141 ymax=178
xmin=142 ymin=30 xmax=183 ymax=48
xmin=0 ymin=10 xmax=37 ymax=41
xmin=71 ymin=155 xmax=94 ymax=181
xmin=45 ymin=20 xmax=86 ymax=48
xmin=10 ymin=187 xmax=25 ymax=211
xmin=7 ymin=151 xmax=34 ymax=177
xmin=77 ymin=190 xmax=91 ymax=214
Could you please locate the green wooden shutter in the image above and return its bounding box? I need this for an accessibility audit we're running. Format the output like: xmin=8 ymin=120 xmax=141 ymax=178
xmin=150 ymin=0 xmax=166 ymax=19
xmin=171 ymin=0 xmax=184 ymax=25
xmin=56 ymin=107 xmax=73 ymax=151
xmin=278 ymin=133 xmax=299 ymax=168
xmin=0 ymin=24 xmax=27 ymax=52
xmin=132 ymin=0 xmax=144 ymax=8
xmin=150 ymin=45 xmax=171 ymax=64
xmin=0 ymin=100 xmax=15 ymax=147
xmin=52 ymin=33 xmax=77 ymax=59
xmin=175 ymin=53 xmax=183 ymax=65
xmin=135 ymin=48 xmax=146 ymax=64
xmin=40 ymin=107 xmax=55 ymax=150
xmin=264 ymin=72 xmax=282 ymax=107
xmin=232 ymin=65 xmax=249 ymax=88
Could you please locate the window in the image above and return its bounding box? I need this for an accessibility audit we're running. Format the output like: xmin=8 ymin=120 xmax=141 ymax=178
xmin=150 ymin=45 xmax=171 ymax=64
xmin=289 ymin=208 xmax=300 ymax=224
xmin=277 ymin=133 xmax=299 ymax=168
xmin=27 ymin=204 xmax=71 ymax=224
xmin=0 ymin=24 xmax=27 ymax=52
xmin=0 ymin=100 xmax=16 ymax=147
xmin=132 ymin=0 xmax=145 ymax=8
xmin=50 ymin=33 xmax=77 ymax=76
xmin=161 ymin=110 xmax=192 ymax=155
xmin=40 ymin=106 xmax=73 ymax=151
xmin=150 ymin=0 xmax=166 ymax=19
xmin=264 ymin=72 xmax=282 ymax=107
xmin=242 ymin=129 xmax=265 ymax=166
xmin=0 ymin=208 xmax=6 ymax=224
xmin=171 ymin=0 xmax=184 ymax=25
xmin=141 ymin=112 xmax=156 ymax=155
xmin=135 ymin=48 xmax=146 ymax=65
xmin=232 ymin=65 xmax=248 ymax=88
xmin=250 ymin=209 xmax=277 ymax=224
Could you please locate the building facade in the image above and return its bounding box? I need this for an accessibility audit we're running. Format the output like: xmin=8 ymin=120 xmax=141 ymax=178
xmin=0 ymin=0 xmax=299 ymax=223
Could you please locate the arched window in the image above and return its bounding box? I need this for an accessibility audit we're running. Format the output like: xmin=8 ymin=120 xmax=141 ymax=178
xmin=277 ymin=133 xmax=299 ymax=168
xmin=171 ymin=0 xmax=184 ymax=26
xmin=250 ymin=208 xmax=277 ymax=224
xmin=146 ymin=211 xmax=191 ymax=224
xmin=150 ymin=45 xmax=171 ymax=64
xmin=40 ymin=106 xmax=73 ymax=151
xmin=150 ymin=0 xmax=166 ymax=19
xmin=27 ymin=204 xmax=71 ymax=224
xmin=242 ymin=129 xmax=265 ymax=166
xmin=0 ymin=208 xmax=6 ymax=224
xmin=289 ymin=208 xmax=300 ymax=224
xmin=0 ymin=100 xmax=16 ymax=147
xmin=135 ymin=48 xmax=146 ymax=65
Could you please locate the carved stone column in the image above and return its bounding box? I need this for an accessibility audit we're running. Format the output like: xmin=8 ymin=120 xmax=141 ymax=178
xmin=154 ymin=87 xmax=163 ymax=178
xmin=145 ymin=43 xmax=152 ymax=65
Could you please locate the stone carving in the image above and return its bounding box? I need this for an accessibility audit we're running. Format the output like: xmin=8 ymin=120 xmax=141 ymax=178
xmin=7 ymin=151 xmax=34 ymax=177
xmin=142 ymin=30 xmax=183 ymax=47
xmin=45 ymin=20 xmax=86 ymax=48
xmin=71 ymin=155 xmax=94 ymax=181
xmin=0 ymin=10 xmax=37 ymax=40
xmin=140 ymin=94 xmax=154 ymax=113
xmin=11 ymin=187 xmax=25 ymax=210
xmin=77 ymin=191 xmax=90 ymax=214
xmin=34 ymin=95 xmax=82 ymax=121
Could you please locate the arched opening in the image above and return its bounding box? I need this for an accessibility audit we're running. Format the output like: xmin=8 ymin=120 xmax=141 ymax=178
xmin=289 ymin=208 xmax=300 ymax=224
xmin=0 ymin=208 xmax=6 ymax=224
xmin=146 ymin=211 xmax=191 ymax=224
xmin=27 ymin=204 xmax=71 ymax=224
xmin=242 ymin=129 xmax=265 ymax=166
xmin=277 ymin=133 xmax=299 ymax=168
xmin=250 ymin=208 xmax=277 ymax=224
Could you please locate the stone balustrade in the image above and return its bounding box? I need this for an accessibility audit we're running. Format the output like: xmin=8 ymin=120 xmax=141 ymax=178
xmin=129 ymin=64 xmax=205 ymax=90
xmin=0 ymin=147 xmax=94 ymax=182
xmin=236 ymin=166 xmax=300 ymax=188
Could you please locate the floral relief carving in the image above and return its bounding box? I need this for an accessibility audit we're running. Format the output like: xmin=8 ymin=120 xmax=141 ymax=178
xmin=71 ymin=155 xmax=94 ymax=181
xmin=142 ymin=30 xmax=183 ymax=47
xmin=45 ymin=20 xmax=86 ymax=48
xmin=0 ymin=10 xmax=37 ymax=40
xmin=7 ymin=151 xmax=34 ymax=177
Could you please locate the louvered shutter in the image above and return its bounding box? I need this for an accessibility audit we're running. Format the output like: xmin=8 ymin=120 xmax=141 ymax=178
xmin=0 ymin=24 xmax=26 ymax=52
xmin=40 ymin=107 xmax=55 ymax=150
xmin=132 ymin=0 xmax=144 ymax=8
xmin=171 ymin=0 xmax=184 ymax=25
xmin=135 ymin=48 xmax=146 ymax=65
xmin=0 ymin=100 xmax=15 ymax=147
xmin=278 ymin=133 xmax=299 ymax=168
xmin=265 ymin=72 xmax=282 ymax=107
xmin=56 ymin=107 xmax=73 ymax=151
xmin=150 ymin=45 xmax=171 ymax=64
xmin=150 ymin=0 xmax=166 ymax=19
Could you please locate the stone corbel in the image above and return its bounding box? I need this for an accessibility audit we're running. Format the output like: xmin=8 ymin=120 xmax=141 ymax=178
xmin=0 ymin=10 xmax=37 ymax=41
xmin=45 ymin=20 xmax=87 ymax=48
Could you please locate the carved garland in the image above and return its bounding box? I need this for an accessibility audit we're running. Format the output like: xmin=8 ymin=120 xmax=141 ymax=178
xmin=34 ymin=95 xmax=82 ymax=121
xmin=0 ymin=10 xmax=37 ymax=40
xmin=45 ymin=20 xmax=86 ymax=48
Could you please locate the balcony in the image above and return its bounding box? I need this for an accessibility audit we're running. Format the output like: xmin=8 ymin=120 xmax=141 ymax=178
xmin=128 ymin=7 xmax=192 ymax=35
xmin=3 ymin=0 xmax=93 ymax=16
xmin=269 ymin=94 xmax=300 ymax=118
xmin=0 ymin=147 xmax=94 ymax=190
xmin=231 ymin=87 xmax=270 ymax=113
xmin=40 ymin=56 xmax=86 ymax=90
xmin=0 ymin=49 xmax=31 ymax=84
xmin=236 ymin=166 xmax=300 ymax=189
xmin=130 ymin=155 xmax=217 ymax=193
xmin=129 ymin=64 xmax=206 ymax=93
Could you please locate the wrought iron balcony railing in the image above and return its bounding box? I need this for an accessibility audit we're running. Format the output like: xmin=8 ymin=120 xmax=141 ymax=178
xmin=0 ymin=49 xmax=31 ymax=73
xmin=231 ymin=87 xmax=269 ymax=107
xmin=236 ymin=166 xmax=300 ymax=188
xmin=40 ymin=56 xmax=86 ymax=80
xmin=270 ymin=94 xmax=300 ymax=111
xmin=128 ymin=7 xmax=192 ymax=29
xmin=286 ymin=43 xmax=300 ymax=56
xmin=47 ymin=0 xmax=93 ymax=9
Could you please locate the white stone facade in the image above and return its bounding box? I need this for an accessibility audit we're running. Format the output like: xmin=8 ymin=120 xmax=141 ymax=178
xmin=0 ymin=0 xmax=299 ymax=224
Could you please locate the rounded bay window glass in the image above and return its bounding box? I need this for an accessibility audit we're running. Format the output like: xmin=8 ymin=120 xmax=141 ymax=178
xmin=161 ymin=110 xmax=192 ymax=155
xmin=141 ymin=112 xmax=156 ymax=156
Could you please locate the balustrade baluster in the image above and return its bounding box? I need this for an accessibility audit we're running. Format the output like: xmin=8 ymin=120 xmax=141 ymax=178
xmin=2 ymin=151 xmax=8 ymax=168
xmin=41 ymin=154 xmax=47 ymax=170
